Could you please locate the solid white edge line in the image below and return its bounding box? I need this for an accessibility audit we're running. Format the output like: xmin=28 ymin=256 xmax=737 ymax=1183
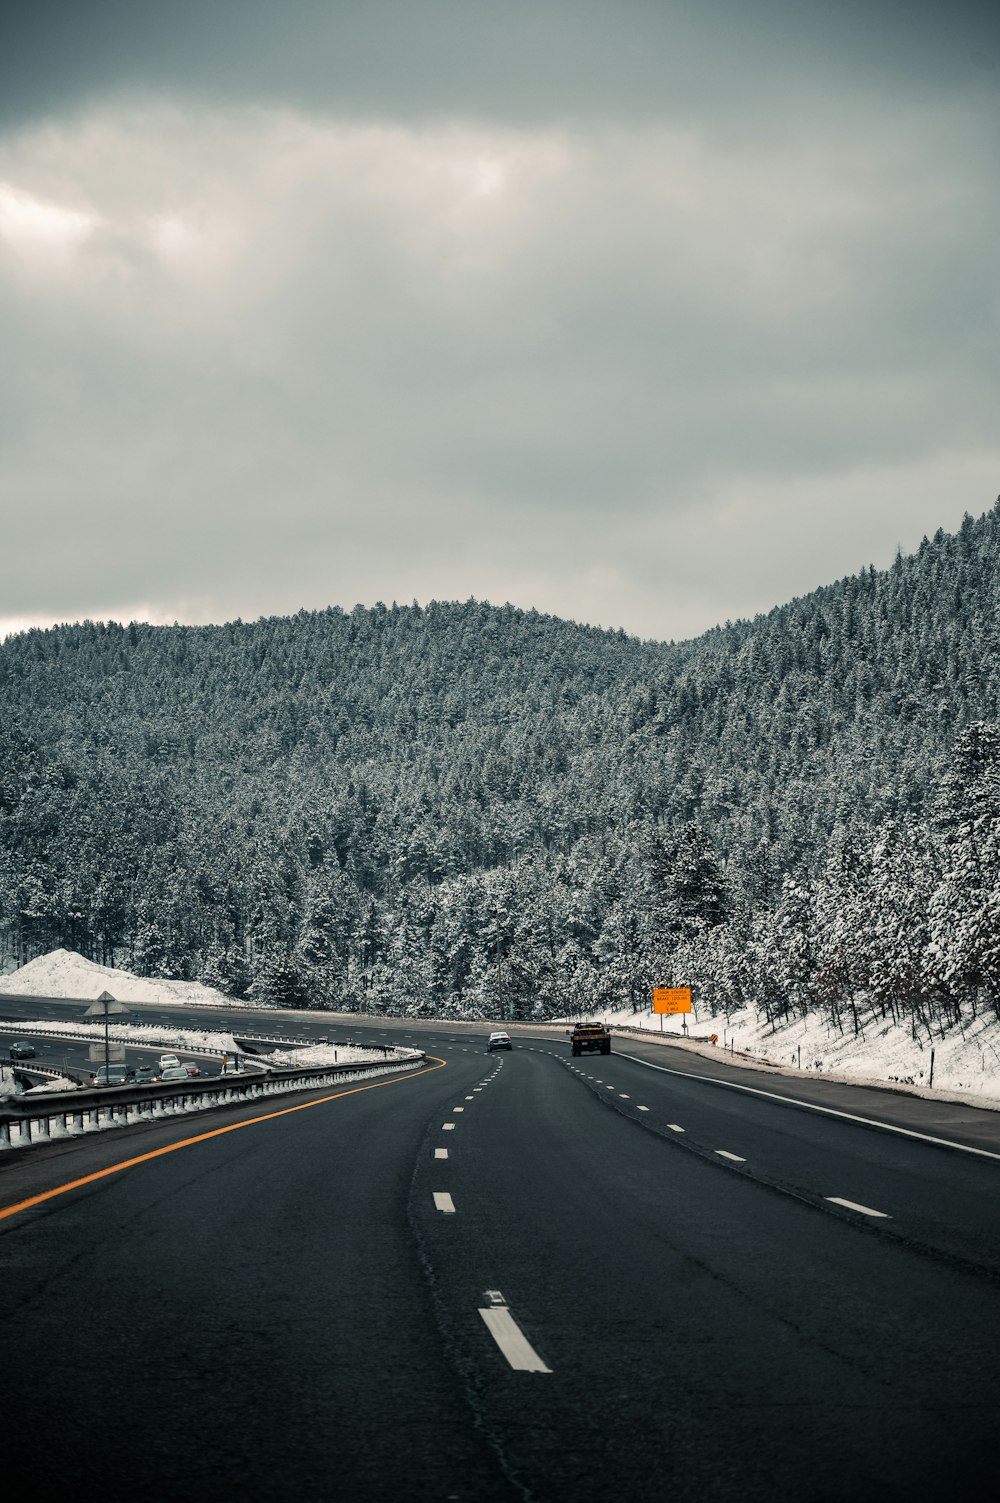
xmin=613 ymin=1050 xmax=1000 ymax=1162
xmin=826 ymin=1196 xmax=889 ymax=1218
xmin=433 ymin=1192 xmax=456 ymax=1213
xmin=478 ymin=1307 xmax=552 ymax=1373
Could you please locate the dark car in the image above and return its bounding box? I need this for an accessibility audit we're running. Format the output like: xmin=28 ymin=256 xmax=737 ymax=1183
xmin=487 ymin=1031 xmax=512 ymax=1052
xmin=134 ymin=1065 xmax=155 ymax=1084
xmin=9 ymin=1041 xmax=37 ymax=1060
xmin=91 ymin=1064 xmax=134 ymax=1087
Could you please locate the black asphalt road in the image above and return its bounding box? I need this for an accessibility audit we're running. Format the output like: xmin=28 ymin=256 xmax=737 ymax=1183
xmin=1 ymin=1006 xmax=999 ymax=1501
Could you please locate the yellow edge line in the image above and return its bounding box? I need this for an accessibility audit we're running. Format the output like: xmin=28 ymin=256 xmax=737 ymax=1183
xmin=0 ymin=1055 xmax=447 ymax=1224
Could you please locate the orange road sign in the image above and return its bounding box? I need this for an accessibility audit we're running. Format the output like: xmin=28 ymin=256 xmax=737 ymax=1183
xmin=652 ymin=987 xmax=692 ymax=1014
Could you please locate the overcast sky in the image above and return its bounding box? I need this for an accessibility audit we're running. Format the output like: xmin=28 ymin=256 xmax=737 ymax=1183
xmin=2 ymin=1 xmax=998 ymax=643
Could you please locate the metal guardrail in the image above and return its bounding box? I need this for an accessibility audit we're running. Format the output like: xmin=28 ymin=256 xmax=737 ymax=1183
xmin=0 ymin=1019 xmax=405 ymax=1063
xmin=235 ymin=1033 xmax=408 ymax=1062
xmin=0 ymin=1020 xmax=246 ymax=1062
xmin=0 ymin=1049 xmax=425 ymax=1151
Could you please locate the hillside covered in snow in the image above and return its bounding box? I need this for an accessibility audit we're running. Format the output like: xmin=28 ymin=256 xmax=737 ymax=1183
xmin=2 ymin=504 xmax=1000 ymax=1061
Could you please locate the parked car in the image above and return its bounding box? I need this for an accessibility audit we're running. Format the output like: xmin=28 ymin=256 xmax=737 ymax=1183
xmin=487 ymin=1031 xmax=512 ymax=1052
xmin=158 ymin=1065 xmax=192 ymax=1082
xmin=8 ymin=1041 xmax=36 ymax=1060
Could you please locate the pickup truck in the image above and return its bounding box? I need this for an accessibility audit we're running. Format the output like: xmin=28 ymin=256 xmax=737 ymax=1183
xmin=571 ymin=1022 xmax=611 ymax=1056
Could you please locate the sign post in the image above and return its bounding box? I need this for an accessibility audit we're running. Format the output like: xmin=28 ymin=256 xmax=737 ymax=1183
xmin=83 ymin=990 xmax=131 ymax=1080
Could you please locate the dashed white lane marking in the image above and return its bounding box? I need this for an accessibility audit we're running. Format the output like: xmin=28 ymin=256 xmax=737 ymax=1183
xmin=453 ymin=1107 xmax=465 ymax=1113
xmin=435 ymin=1148 xmax=449 ymax=1159
xmin=442 ymin=1123 xmax=456 ymax=1131
xmin=619 ymin=1094 xmax=630 ymax=1099
xmin=478 ymin=1299 xmax=552 ymax=1374
xmin=715 ymin=1150 xmax=746 ymax=1163
xmin=465 ymin=1095 xmax=475 ymax=1100
xmin=667 ymin=1124 xmax=685 ymax=1133
xmin=637 ymin=1106 xmax=650 ymax=1112
xmin=826 ymin=1196 xmax=889 ymax=1218
xmin=613 ymin=1049 xmax=1000 ymax=1162
xmin=605 ymin=1085 xmax=615 ymax=1090
xmin=433 ymin=1192 xmax=456 ymax=1213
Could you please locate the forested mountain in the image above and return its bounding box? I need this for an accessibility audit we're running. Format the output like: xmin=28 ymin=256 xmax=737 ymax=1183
xmin=3 ymin=502 xmax=1000 ymax=1027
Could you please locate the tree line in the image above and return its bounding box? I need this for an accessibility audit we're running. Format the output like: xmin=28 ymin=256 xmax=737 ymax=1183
xmin=2 ymin=502 xmax=1000 ymax=1027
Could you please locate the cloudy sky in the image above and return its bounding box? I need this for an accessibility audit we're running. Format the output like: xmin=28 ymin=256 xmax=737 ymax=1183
xmin=2 ymin=1 xmax=998 ymax=643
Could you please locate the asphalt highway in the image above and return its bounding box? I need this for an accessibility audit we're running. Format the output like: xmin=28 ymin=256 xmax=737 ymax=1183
xmin=1 ymin=1004 xmax=999 ymax=1501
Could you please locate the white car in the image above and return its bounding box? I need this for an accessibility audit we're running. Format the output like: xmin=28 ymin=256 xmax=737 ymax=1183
xmin=158 ymin=1053 xmax=181 ymax=1071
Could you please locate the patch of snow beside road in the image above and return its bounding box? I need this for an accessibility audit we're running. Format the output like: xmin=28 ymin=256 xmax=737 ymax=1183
xmin=23 ymin=1076 xmax=79 ymax=1094
xmin=265 ymin=1043 xmax=399 ymax=1068
xmin=0 ymin=948 xmax=256 ymax=1008
xmin=587 ymin=1001 xmax=1000 ymax=1109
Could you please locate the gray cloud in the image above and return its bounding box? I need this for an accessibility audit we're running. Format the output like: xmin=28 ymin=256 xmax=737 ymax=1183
xmin=2 ymin=1 xmax=998 ymax=134
xmin=1 ymin=4 xmax=998 ymax=640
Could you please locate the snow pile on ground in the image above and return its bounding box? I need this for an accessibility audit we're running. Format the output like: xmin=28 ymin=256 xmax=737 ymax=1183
xmin=590 ymin=1000 xmax=1000 ymax=1106
xmin=23 ymin=1076 xmax=79 ymax=1094
xmin=0 ymin=1064 xmax=19 ymax=1098
xmin=0 ymin=949 xmax=259 ymax=1008
xmin=265 ymin=1043 xmax=403 ymax=1068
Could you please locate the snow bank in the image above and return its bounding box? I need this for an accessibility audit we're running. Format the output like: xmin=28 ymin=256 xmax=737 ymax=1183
xmin=23 ymin=1076 xmax=79 ymax=1094
xmin=0 ymin=949 xmax=257 ymax=1008
xmin=587 ymin=1000 xmax=1000 ymax=1107
xmin=265 ymin=1043 xmax=400 ymax=1068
